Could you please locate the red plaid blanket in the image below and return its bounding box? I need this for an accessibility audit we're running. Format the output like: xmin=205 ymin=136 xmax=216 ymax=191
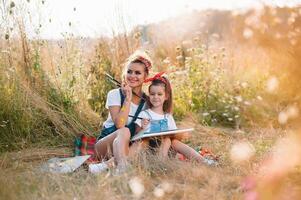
xmin=74 ymin=134 xmax=97 ymax=163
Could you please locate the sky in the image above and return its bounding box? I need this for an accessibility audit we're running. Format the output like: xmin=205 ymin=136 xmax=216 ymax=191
xmin=9 ymin=0 xmax=301 ymax=39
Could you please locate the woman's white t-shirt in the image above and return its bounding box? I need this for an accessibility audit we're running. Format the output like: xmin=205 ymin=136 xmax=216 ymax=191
xmin=102 ymin=88 xmax=146 ymax=128
xmin=135 ymin=109 xmax=177 ymax=130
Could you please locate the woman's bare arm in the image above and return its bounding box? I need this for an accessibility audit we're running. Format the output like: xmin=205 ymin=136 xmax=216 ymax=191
xmin=109 ymin=82 xmax=133 ymax=128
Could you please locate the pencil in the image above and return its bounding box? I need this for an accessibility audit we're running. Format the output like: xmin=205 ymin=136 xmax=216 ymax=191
xmin=128 ymin=115 xmax=145 ymax=120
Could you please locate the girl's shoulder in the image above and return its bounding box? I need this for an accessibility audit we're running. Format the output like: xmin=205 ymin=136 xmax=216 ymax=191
xmin=165 ymin=112 xmax=175 ymax=119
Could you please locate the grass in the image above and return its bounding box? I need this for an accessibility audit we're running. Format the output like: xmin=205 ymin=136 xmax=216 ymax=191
xmin=1 ymin=2 xmax=301 ymax=199
xmin=0 ymin=118 xmax=288 ymax=200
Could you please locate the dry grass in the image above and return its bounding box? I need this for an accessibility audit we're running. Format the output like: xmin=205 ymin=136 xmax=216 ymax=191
xmin=0 ymin=118 xmax=288 ymax=200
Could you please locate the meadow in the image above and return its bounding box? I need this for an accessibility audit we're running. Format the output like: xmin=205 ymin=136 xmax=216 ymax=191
xmin=1 ymin=1 xmax=301 ymax=199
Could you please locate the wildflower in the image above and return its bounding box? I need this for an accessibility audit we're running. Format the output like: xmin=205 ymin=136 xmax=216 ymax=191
xmin=202 ymin=112 xmax=210 ymax=117
xmin=235 ymin=115 xmax=239 ymax=118
xmin=185 ymin=57 xmax=192 ymax=61
xmin=278 ymin=111 xmax=288 ymax=124
xmin=162 ymin=57 xmax=170 ymax=64
xmin=10 ymin=1 xmax=15 ymax=8
xmin=287 ymin=105 xmax=299 ymax=119
xmin=153 ymin=187 xmax=165 ymax=198
xmin=241 ymin=82 xmax=248 ymax=88
xmin=244 ymin=101 xmax=251 ymax=106
xmin=243 ymin=28 xmax=253 ymax=39
xmin=128 ymin=177 xmax=144 ymax=198
xmin=256 ymin=96 xmax=263 ymax=101
xmin=134 ymin=32 xmax=141 ymax=39
xmin=161 ymin=181 xmax=173 ymax=193
xmin=176 ymin=55 xmax=183 ymax=60
xmin=222 ymin=113 xmax=228 ymax=117
xmin=182 ymin=40 xmax=192 ymax=46
xmin=210 ymin=110 xmax=216 ymax=113
xmin=211 ymin=33 xmax=220 ymax=39
xmin=234 ymin=106 xmax=239 ymax=111
xmin=266 ymin=76 xmax=279 ymax=93
xmin=228 ymin=118 xmax=233 ymax=121
xmin=230 ymin=141 xmax=255 ymax=162
xmin=235 ymin=96 xmax=243 ymax=102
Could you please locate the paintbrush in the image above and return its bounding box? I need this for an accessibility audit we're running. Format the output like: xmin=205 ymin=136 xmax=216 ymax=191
xmin=105 ymin=72 xmax=146 ymax=101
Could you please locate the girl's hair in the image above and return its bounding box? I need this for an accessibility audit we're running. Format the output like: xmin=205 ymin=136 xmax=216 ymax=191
xmin=148 ymin=76 xmax=173 ymax=113
xmin=122 ymin=51 xmax=152 ymax=77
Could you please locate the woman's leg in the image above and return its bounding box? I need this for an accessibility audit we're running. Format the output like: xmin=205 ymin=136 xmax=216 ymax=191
xmin=94 ymin=132 xmax=118 ymax=161
xmin=112 ymin=127 xmax=131 ymax=167
xmin=94 ymin=127 xmax=131 ymax=165
xmin=171 ymin=139 xmax=203 ymax=162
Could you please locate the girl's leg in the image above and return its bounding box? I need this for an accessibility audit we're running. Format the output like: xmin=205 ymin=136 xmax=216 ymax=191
xmin=159 ymin=137 xmax=171 ymax=157
xmin=171 ymin=139 xmax=203 ymax=163
xmin=129 ymin=139 xmax=149 ymax=157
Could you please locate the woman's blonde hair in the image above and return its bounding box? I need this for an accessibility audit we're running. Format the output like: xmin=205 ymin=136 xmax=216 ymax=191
xmin=122 ymin=50 xmax=153 ymax=78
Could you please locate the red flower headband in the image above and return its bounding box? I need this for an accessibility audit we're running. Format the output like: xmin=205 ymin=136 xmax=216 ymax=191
xmin=144 ymin=71 xmax=166 ymax=84
xmin=137 ymin=56 xmax=152 ymax=69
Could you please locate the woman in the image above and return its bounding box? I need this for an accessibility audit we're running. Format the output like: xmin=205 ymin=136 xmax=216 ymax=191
xmin=93 ymin=51 xmax=152 ymax=172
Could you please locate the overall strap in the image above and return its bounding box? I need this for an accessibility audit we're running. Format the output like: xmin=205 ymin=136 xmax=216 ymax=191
xmin=144 ymin=110 xmax=153 ymax=120
xmin=131 ymin=93 xmax=146 ymax=123
xmin=119 ymin=88 xmax=146 ymax=123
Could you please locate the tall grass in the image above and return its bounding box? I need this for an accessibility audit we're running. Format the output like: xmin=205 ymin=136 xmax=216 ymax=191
xmin=1 ymin=1 xmax=300 ymax=151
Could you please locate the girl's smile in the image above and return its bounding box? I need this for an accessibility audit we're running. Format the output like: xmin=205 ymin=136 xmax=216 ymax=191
xmin=149 ymin=85 xmax=167 ymax=111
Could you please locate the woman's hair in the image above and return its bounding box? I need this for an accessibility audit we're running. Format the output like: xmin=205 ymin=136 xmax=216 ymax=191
xmin=122 ymin=51 xmax=152 ymax=77
xmin=148 ymin=76 xmax=173 ymax=113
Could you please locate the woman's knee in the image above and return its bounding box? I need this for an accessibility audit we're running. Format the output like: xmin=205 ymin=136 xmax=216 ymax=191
xmin=117 ymin=127 xmax=131 ymax=140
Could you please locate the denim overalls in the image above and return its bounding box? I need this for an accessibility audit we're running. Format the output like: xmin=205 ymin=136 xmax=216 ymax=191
xmin=145 ymin=111 xmax=169 ymax=133
xmin=144 ymin=111 xmax=169 ymax=148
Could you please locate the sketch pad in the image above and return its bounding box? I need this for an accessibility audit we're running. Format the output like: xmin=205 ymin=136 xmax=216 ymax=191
xmin=40 ymin=155 xmax=91 ymax=173
xmin=131 ymin=128 xmax=194 ymax=142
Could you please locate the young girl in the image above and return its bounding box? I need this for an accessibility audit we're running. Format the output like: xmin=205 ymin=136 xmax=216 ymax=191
xmin=135 ymin=73 xmax=205 ymax=162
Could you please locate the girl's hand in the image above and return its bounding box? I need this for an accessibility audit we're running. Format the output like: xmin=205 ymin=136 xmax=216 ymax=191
xmin=141 ymin=118 xmax=150 ymax=129
xmin=122 ymin=80 xmax=132 ymax=102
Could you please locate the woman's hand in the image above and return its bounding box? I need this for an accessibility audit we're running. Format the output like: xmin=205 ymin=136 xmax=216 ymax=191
xmin=121 ymin=80 xmax=132 ymax=102
xmin=141 ymin=118 xmax=150 ymax=130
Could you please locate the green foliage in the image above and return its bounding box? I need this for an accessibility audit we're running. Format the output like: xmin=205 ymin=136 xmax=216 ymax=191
xmin=88 ymin=42 xmax=116 ymax=118
xmin=171 ymin=45 xmax=268 ymax=128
